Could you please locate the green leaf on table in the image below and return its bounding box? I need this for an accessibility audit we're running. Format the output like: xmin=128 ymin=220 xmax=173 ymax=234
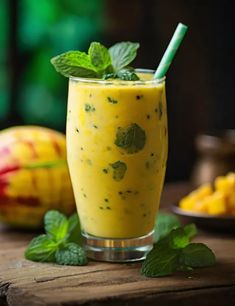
xmin=67 ymin=213 xmax=82 ymax=245
xmin=44 ymin=210 xmax=68 ymax=242
xmin=141 ymin=245 xmax=180 ymax=277
xmin=142 ymin=224 xmax=216 ymax=278
xmin=184 ymin=223 xmax=197 ymax=240
xmin=169 ymin=228 xmax=190 ymax=249
xmin=179 ymin=243 xmax=216 ymax=268
xmin=88 ymin=42 xmax=112 ymax=72
xmin=109 ymin=42 xmax=140 ymax=71
xmin=55 ymin=243 xmax=87 ymax=266
xmin=154 ymin=212 xmax=181 ymax=242
xmin=51 ymin=51 xmax=99 ymax=78
xmin=24 ymin=234 xmax=58 ymax=262
xmin=25 ymin=210 xmax=85 ymax=266
xmin=115 ymin=123 xmax=146 ymax=154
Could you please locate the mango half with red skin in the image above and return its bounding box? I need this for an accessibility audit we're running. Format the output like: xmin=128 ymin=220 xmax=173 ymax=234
xmin=0 ymin=126 xmax=75 ymax=228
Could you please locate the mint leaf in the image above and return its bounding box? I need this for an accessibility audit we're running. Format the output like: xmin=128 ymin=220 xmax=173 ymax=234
xmin=55 ymin=243 xmax=87 ymax=266
xmin=103 ymin=68 xmax=139 ymax=81
xmin=142 ymin=223 xmax=216 ymax=278
xmin=115 ymin=123 xmax=146 ymax=154
xmin=142 ymin=246 xmax=180 ymax=277
xmin=88 ymin=42 xmax=112 ymax=72
xmin=102 ymin=72 xmax=116 ymax=80
xmin=109 ymin=42 xmax=139 ymax=71
xmin=154 ymin=212 xmax=181 ymax=242
xmin=170 ymin=228 xmax=190 ymax=249
xmin=44 ymin=210 xmax=68 ymax=242
xmin=51 ymin=41 xmax=141 ymax=80
xmin=176 ymin=264 xmax=194 ymax=272
xmin=179 ymin=243 xmax=216 ymax=268
xmin=110 ymin=161 xmax=127 ymax=181
xmin=24 ymin=234 xmax=58 ymax=262
xmin=184 ymin=223 xmax=197 ymax=240
xmin=67 ymin=213 xmax=82 ymax=245
xmin=116 ymin=69 xmax=139 ymax=81
xmin=51 ymin=51 xmax=98 ymax=78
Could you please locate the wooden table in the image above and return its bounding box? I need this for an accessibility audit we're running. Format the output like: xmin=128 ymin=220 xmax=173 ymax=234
xmin=0 ymin=183 xmax=235 ymax=306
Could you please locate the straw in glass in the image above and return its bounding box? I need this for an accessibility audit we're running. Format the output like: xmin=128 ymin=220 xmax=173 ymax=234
xmin=154 ymin=23 xmax=188 ymax=79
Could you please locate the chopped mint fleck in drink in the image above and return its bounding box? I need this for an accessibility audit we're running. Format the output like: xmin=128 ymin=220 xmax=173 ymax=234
xmin=115 ymin=123 xmax=146 ymax=154
xmin=85 ymin=104 xmax=96 ymax=112
xmin=111 ymin=161 xmax=127 ymax=181
xmin=107 ymin=97 xmax=118 ymax=104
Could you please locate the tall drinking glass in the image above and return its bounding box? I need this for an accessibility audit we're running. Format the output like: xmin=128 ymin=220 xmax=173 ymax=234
xmin=66 ymin=69 xmax=168 ymax=262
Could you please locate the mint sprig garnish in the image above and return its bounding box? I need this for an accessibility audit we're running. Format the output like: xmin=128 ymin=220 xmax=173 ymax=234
xmin=154 ymin=212 xmax=181 ymax=243
xmin=55 ymin=242 xmax=87 ymax=266
xmin=142 ymin=224 xmax=216 ymax=277
xmin=25 ymin=210 xmax=86 ymax=266
xmin=109 ymin=42 xmax=139 ymax=71
xmin=51 ymin=41 xmax=140 ymax=80
xmin=51 ymin=51 xmax=99 ymax=78
xmin=88 ymin=42 xmax=112 ymax=72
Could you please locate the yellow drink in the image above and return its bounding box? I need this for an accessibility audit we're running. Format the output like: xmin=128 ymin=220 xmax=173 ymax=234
xmin=66 ymin=70 xmax=167 ymax=261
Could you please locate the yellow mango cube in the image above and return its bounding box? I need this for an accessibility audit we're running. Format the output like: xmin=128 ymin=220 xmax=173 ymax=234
xmin=206 ymin=191 xmax=227 ymax=215
xmin=215 ymin=173 xmax=235 ymax=194
xmin=189 ymin=183 xmax=213 ymax=200
xmin=179 ymin=196 xmax=196 ymax=211
xmin=226 ymin=191 xmax=235 ymax=213
xmin=193 ymin=200 xmax=208 ymax=213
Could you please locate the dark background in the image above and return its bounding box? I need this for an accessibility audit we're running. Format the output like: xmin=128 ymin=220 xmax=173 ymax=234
xmin=0 ymin=0 xmax=234 ymax=182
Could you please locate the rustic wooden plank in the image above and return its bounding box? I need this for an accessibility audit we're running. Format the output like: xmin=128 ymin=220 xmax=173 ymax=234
xmin=0 ymin=183 xmax=235 ymax=306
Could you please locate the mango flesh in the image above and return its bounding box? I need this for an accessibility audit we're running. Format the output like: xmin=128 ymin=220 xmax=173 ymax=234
xmin=179 ymin=173 xmax=235 ymax=216
xmin=0 ymin=126 xmax=75 ymax=228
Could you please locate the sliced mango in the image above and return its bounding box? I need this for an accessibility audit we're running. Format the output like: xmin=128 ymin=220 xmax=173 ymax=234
xmin=180 ymin=173 xmax=235 ymax=216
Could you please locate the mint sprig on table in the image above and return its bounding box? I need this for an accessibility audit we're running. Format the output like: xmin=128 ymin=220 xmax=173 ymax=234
xmin=51 ymin=41 xmax=140 ymax=81
xmin=25 ymin=211 xmax=216 ymax=275
xmin=142 ymin=220 xmax=216 ymax=277
xmin=25 ymin=210 xmax=87 ymax=266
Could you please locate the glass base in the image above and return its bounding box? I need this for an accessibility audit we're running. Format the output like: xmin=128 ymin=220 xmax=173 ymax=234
xmin=83 ymin=231 xmax=153 ymax=262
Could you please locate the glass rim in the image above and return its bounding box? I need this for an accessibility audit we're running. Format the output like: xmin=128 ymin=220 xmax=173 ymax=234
xmin=69 ymin=69 xmax=166 ymax=85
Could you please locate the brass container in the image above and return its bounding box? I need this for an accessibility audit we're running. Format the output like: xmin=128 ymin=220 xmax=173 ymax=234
xmin=191 ymin=131 xmax=235 ymax=186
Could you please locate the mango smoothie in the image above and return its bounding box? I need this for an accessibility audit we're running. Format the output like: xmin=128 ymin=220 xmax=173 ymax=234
xmin=66 ymin=71 xmax=168 ymax=240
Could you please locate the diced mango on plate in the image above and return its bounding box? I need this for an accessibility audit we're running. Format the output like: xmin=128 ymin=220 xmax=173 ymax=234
xmin=179 ymin=173 xmax=235 ymax=216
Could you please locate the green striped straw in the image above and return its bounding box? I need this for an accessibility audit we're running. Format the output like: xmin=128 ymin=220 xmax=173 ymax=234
xmin=154 ymin=23 xmax=188 ymax=79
